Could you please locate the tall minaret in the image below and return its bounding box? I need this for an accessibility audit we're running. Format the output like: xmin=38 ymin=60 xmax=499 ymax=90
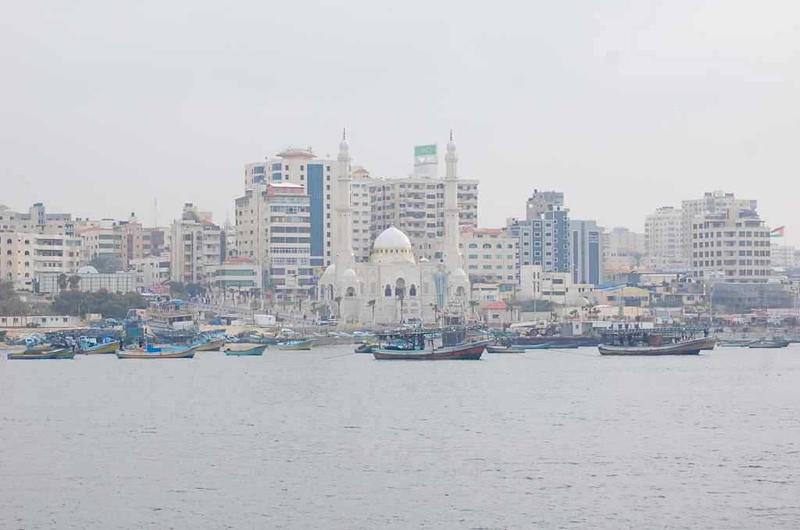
xmin=334 ymin=129 xmax=355 ymax=273
xmin=443 ymin=130 xmax=461 ymax=270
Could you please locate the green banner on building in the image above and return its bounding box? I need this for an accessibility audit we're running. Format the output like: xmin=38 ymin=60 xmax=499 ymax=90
xmin=414 ymin=144 xmax=437 ymax=157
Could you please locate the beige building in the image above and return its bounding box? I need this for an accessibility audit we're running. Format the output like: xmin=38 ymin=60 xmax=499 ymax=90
xmin=0 ymin=232 xmax=81 ymax=291
xmin=170 ymin=204 xmax=223 ymax=285
xmin=645 ymin=206 xmax=684 ymax=271
xmin=682 ymin=191 xmax=756 ymax=265
xmin=691 ymin=208 xmax=771 ymax=282
xmin=459 ymin=226 xmax=518 ymax=296
xmin=131 ymin=256 xmax=171 ymax=291
xmin=0 ymin=203 xmax=74 ymax=235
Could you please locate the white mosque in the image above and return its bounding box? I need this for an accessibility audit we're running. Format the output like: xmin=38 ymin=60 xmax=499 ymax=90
xmin=319 ymin=132 xmax=470 ymax=324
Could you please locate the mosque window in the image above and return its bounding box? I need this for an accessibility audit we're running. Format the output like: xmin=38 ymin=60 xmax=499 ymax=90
xmin=409 ymin=284 xmax=417 ymax=297
xmin=384 ymin=285 xmax=392 ymax=297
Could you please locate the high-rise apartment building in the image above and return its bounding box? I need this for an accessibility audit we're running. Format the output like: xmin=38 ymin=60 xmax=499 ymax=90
xmin=459 ymin=226 xmax=518 ymax=293
xmin=691 ymin=208 xmax=772 ymax=282
xmin=510 ymin=190 xmax=571 ymax=274
xmin=169 ymin=204 xmax=223 ymax=285
xmin=645 ymin=206 xmax=684 ymax=271
xmin=570 ymin=220 xmax=603 ymax=285
xmin=682 ymin=191 xmax=756 ymax=265
xmin=0 ymin=232 xmax=82 ymax=291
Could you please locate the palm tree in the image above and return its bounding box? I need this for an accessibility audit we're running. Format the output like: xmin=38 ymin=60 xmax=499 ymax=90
xmin=57 ymin=273 xmax=68 ymax=293
xmin=367 ymin=299 xmax=376 ymax=323
xmin=429 ymin=302 xmax=440 ymax=326
xmin=68 ymin=275 xmax=81 ymax=291
xmin=397 ymin=292 xmax=405 ymax=324
xmin=334 ymin=295 xmax=343 ymax=318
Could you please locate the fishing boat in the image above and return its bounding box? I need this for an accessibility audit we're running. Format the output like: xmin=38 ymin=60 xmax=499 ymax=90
xmin=598 ymin=337 xmax=706 ymax=356
xmin=699 ymin=337 xmax=717 ymax=351
xmin=7 ymin=348 xmax=75 ymax=360
xmin=486 ymin=345 xmax=525 ymax=354
xmin=194 ymin=338 xmax=225 ymax=352
xmin=718 ymin=339 xmax=755 ymax=347
xmin=514 ymin=336 xmax=600 ymax=347
xmin=116 ymin=347 xmax=196 ymax=359
xmin=748 ymin=339 xmax=789 ymax=349
xmin=277 ymin=339 xmax=314 ymax=351
xmin=373 ymin=340 xmax=489 ymax=360
xmin=354 ymin=343 xmax=376 ymax=354
xmin=78 ymin=340 xmax=120 ymax=355
xmin=224 ymin=344 xmax=267 ymax=356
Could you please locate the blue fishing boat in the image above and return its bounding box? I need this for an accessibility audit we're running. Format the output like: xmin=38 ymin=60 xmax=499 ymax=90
xmin=277 ymin=339 xmax=313 ymax=351
xmin=224 ymin=344 xmax=267 ymax=356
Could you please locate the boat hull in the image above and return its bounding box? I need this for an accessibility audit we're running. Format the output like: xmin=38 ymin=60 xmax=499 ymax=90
xmin=278 ymin=339 xmax=313 ymax=351
xmin=514 ymin=336 xmax=600 ymax=347
xmin=8 ymin=349 xmax=75 ymax=360
xmin=699 ymin=337 xmax=717 ymax=351
xmin=486 ymin=345 xmax=525 ymax=354
xmin=748 ymin=340 xmax=789 ymax=349
xmin=79 ymin=342 xmax=119 ymax=354
xmin=224 ymin=344 xmax=267 ymax=356
xmin=195 ymin=339 xmax=225 ymax=352
xmin=116 ymin=348 xmax=195 ymax=359
xmin=598 ymin=338 xmax=706 ymax=356
xmin=373 ymin=340 xmax=489 ymax=361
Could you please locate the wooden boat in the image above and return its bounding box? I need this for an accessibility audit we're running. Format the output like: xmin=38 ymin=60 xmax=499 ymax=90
xmin=699 ymin=337 xmax=717 ymax=351
xmin=512 ymin=342 xmax=553 ymax=350
xmin=116 ymin=347 xmax=196 ymax=359
xmin=373 ymin=340 xmax=489 ymax=361
xmin=486 ymin=345 xmax=525 ymax=354
xmin=514 ymin=336 xmax=600 ymax=347
xmin=718 ymin=339 xmax=755 ymax=347
xmin=224 ymin=344 xmax=267 ymax=356
xmin=8 ymin=348 xmax=75 ymax=360
xmin=194 ymin=339 xmax=225 ymax=352
xmin=748 ymin=339 xmax=789 ymax=349
xmin=598 ymin=338 xmax=706 ymax=356
xmin=78 ymin=341 xmax=119 ymax=354
xmin=277 ymin=339 xmax=313 ymax=351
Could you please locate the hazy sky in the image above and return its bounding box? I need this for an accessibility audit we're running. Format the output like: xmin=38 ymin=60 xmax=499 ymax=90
xmin=2 ymin=1 xmax=799 ymax=244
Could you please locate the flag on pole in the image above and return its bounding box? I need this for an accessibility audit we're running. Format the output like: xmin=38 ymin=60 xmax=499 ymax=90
xmin=770 ymin=226 xmax=785 ymax=237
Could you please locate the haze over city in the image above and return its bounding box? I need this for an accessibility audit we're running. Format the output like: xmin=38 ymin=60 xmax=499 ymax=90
xmin=2 ymin=1 xmax=799 ymax=244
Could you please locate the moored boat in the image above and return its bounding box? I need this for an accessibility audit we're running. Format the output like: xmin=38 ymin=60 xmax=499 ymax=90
xmin=373 ymin=340 xmax=489 ymax=360
xmin=354 ymin=343 xmax=375 ymax=353
xmin=511 ymin=342 xmax=553 ymax=350
xmin=224 ymin=344 xmax=267 ymax=356
xmin=718 ymin=339 xmax=755 ymax=347
xmin=699 ymin=337 xmax=717 ymax=351
xmin=277 ymin=339 xmax=313 ymax=351
xmin=8 ymin=348 xmax=75 ymax=360
xmin=194 ymin=339 xmax=225 ymax=352
xmin=748 ymin=339 xmax=789 ymax=349
xmin=598 ymin=338 xmax=706 ymax=356
xmin=78 ymin=341 xmax=120 ymax=355
xmin=486 ymin=345 xmax=525 ymax=354
xmin=116 ymin=347 xmax=196 ymax=359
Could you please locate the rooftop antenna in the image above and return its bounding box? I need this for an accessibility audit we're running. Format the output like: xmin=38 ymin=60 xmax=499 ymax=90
xmin=153 ymin=197 xmax=158 ymax=228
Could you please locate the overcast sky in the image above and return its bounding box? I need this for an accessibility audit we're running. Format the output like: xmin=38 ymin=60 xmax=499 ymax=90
xmin=2 ymin=1 xmax=799 ymax=244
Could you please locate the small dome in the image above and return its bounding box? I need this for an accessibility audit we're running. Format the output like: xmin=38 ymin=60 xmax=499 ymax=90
xmin=77 ymin=265 xmax=99 ymax=274
xmin=342 ymin=268 xmax=358 ymax=281
xmin=320 ymin=264 xmax=336 ymax=284
xmin=452 ymin=268 xmax=468 ymax=280
xmin=373 ymin=226 xmax=412 ymax=251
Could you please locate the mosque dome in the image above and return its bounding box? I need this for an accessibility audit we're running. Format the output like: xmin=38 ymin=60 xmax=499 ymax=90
xmin=77 ymin=265 xmax=99 ymax=274
xmin=342 ymin=268 xmax=358 ymax=282
xmin=371 ymin=226 xmax=415 ymax=265
xmin=451 ymin=267 xmax=468 ymax=280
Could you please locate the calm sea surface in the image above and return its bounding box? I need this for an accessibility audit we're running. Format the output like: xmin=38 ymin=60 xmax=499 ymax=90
xmin=2 ymin=345 xmax=800 ymax=529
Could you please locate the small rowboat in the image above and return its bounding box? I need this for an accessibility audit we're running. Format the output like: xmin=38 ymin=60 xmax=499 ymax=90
xmin=373 ymin=340 xmax=489 ymax=361
xmin=79 ymin=341 xmax=119 ymax=355
xmin=224 ymin=344 xmax=267 ymax=356
xmin=278 ymin=339 xmax=313 ymax=351
xmin=194 ymin=339 xmax=225 ymax=352
xmin=486 ymin=345 xmax=525 ymax=354
xmin=116 ymin=347 xmax=195 ymax=359
xmin=598 ymin=338 xmax=706 ymax=356
xmin=748 ymin=339 xmax=789 ymax=349
xmin=8 ymin=348 xmax=75 ymax=360
xmin=511 ymin=342 xmax=553 ymax=350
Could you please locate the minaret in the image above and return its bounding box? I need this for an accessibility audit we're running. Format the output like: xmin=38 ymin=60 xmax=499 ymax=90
xmin=443 ymin=130 xmax=461 ymax=270
xmin=334 ymin=129 xmax=355 ymax=274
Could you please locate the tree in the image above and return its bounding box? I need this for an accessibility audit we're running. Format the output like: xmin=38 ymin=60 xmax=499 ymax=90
xmin=89 ymin=255 xmax=124 ymax=273
xmin=57 ymin=273 xmax=68 ymax=293
xmin=0 ymin=281 xmax=32 ymax=316
xmin=51 ymin=289 xmax=147 ymax=319
xmin=68 ymin=275 xmax=81 ymax=290
xmin=334 ymin=296 xmax=343 ymax=318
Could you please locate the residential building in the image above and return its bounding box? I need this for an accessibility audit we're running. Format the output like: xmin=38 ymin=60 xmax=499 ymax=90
xmin=350 ymin=166 xmax=373 ymax=262
xmin=682 ymin=191 xmax=757 ymax=265
xmin=235 ymin=182 xmax=314 ymax=301
xmin=519 ymin=264 xmax=595 ymax=306
xmin=0 ymin=232 xmax=81 ymax=291
xmin=130 ymin=256 xmax=171 ymax=291
xmin=690 ymin=207 xmax=772 ymax=282
xmin=78 ymin=227 xmax=124 ymax=265
xmin=0 ymin=203 xmax=74 ymax=235
xmin=645 ymin=206 xmax=684 ymax=271
xmin=602 ymin=226 xmax=646 ymax=279
xmin=459 ymin=226 xmax=518 ymax=296
xmin=771 ymin=244 xmax=798 ymax=269
xmin=509 ymin=190 xmax=571 ymax=274
xmin=169 ymin=203 xmax=223 ymax=285
xmin=570 ymin=220 xmax=603 ymax=285
xmin=211 ymin=257 xmax=262 ymax=295
xmin=245 ymin=148 xmax=335 ymax=267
